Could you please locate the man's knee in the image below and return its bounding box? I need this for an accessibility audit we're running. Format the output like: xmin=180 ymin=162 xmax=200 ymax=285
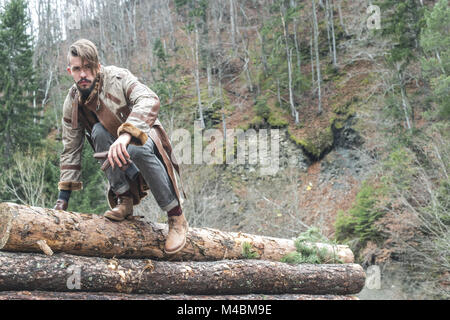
xmin=91 ymin=123 xmax=111 ymax=142
xmin=128 ymin=137 xmax=156 ymax=159
xmin=92 ymin=123 xmax=106 ymax=138
xmin=91 ymin=123 xmax=114 ymax=153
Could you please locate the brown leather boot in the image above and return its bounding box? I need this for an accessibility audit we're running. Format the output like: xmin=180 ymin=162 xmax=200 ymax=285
xmin=104 ymin=193 xmax=133 ymax=221
xmin=164 ymin=211 xmax=189 ymax=254
xmin=54 ymin=199 xmax=68 ymax=211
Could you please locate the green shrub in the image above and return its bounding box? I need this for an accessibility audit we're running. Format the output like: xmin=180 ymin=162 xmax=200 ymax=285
xmin=242 ymin=242 xmax=260 ymax=259
xmin=281 ymin=227 xmax=342 ymax=264
xmin=248 ymin=115 xmax=265 ymax=129
xmin=335 ymin=182 xmax=386 ymax=246
xmin=267 ymin=112 xmax=288 ymax=128
xmin=254 ymin=96 xmax=271 ymax=119
xmin=66 ymin=141 xmax=110 ymax=215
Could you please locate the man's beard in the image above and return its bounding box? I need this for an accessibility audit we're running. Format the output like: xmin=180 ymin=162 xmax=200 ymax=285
xmin=77 ymin=78 xmax=96 ymax=101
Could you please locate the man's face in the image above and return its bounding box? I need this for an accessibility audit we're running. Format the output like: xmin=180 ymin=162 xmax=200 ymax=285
xmin=67 ymin=56 xmax=100 ymax=96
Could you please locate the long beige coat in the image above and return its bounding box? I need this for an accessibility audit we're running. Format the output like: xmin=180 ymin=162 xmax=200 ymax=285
xmin=59 ymin=65 xmax=185 ymax=208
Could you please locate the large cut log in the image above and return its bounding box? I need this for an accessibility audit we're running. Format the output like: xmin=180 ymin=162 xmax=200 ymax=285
xmin=0 ymin=202 xmax=353 ymax=262
xmin=0 ymin=252 xmax=365 ymax=295
xmin=0 ymin=291 xmax=359 ymax=300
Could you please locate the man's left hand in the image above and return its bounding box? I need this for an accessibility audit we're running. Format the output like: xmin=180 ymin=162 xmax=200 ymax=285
xmin=108 ymin=133 xmax=132 ymax=169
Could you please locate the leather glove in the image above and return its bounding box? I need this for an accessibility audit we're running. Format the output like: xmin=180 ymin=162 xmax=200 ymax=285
xmin=54 ymin=199 xmax=68 ymax=211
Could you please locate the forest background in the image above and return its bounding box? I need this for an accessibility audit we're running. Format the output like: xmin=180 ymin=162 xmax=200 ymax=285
xmin=0 ymin=0 xmax=448 ymax=299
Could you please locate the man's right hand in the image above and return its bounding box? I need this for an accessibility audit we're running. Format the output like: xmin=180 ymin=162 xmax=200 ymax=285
xmin=54 ymin=199 xmax=68 ymax=211
xmin=108 ymin=133 xmax=132 ymax=169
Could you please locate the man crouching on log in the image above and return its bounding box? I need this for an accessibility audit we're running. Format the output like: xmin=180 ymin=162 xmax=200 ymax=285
xmin=53 ymin=39 xmax=188 ymax=255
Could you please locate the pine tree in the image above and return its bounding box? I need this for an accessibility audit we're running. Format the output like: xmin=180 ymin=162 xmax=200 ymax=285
xmin=378 ymin=0 xmax=424 ymax=66
xmin=376 ymin=0 xmax=425 ymax=131
xmin=151 ymin=37 xmax=183 ymax=122
xmin=174 ymin=0 xmax=209 ymax=129
xmin=420 ymin=0 xmax=450 ymax=120
xmin=0 ymin=0 xmax=41 ymax=167
xmin=67 ymin=141 xmax=110 ymax=215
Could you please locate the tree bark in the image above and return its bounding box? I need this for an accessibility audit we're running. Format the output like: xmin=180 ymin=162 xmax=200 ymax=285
xmin=336 ymin=0 xmax=348 ymax=36
xmin=325 ymin=0 xmax=333 ymax=58
xmin=281 ymin=8 xmax=299 ymax=124
xmin=290 ymin=0 xmax=302 ymax=74
xmin=0 ymin=290 xmax=359 ymax=300
xmin=193 ymin=25 xmax=205 ymax=129
xmin=0 ymin=202 xmax=354 ymax=263
xmin=0 ymin=251 xmax=365 ymax=295
xmin=326 ymin=0 xmax=338 ymax=67
xmin=310 ymin=35 xmax=315 ymax=86
xmin=311 ymin=0 xmax=323 ymax=114
xmin=396 ymin=66 xmax=413 ymax=131
xmin=229 ymin=0 xmax=236 ymax=54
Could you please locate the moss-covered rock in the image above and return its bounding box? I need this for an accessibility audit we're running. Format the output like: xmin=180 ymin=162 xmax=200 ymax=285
xmin=286 ymin=92 xmax=362 ymax=162
xmin=248 ymin=115 xmax=265 ymax=129
xmin=249 ymin=93 xmax=289 ymax=129
xmin=329 ymin=95 xmax=360 ymax=136
xmin=184 ymin=84 xmax=235 ymax=129
xmin=289 ymin=126 xmax=334 ymax=160
xmin=333 ymin=96 xmax=359 ymax=115
xmin=255 ymin=95 xmax=271 ymax=119
xmin=267 ymin=112 xmax=289 ymax=128
xmin=330 ymin=116 xmax=346 ymax=130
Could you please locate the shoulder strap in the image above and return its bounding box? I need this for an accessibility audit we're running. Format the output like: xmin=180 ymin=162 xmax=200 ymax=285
xmin=71 ymin=90 xmax=79 ymax=130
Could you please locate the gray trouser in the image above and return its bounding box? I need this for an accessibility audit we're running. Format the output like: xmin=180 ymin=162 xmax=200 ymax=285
xmin=91 ymin=122 xmax=179 ymax=212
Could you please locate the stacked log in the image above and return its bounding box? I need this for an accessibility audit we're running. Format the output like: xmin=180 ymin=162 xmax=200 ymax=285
xmin=0 ymin=202 xmax=365 ymax=300
xmin=0 ymin=291 xmax=359 ymax=300
xmin=0 ymin=202 xmax=353 ymax=262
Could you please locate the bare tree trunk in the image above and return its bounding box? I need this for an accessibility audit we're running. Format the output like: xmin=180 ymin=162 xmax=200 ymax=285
xmin=400 ymin=82 xmax=412 ymax=131
xmin=288 ymin=47 xmax=299 ymax=123
xmin=193 ymin=25 xmax=205 ymax=129
xmin=436 ymin=51 xmax=445 ymax=74
xmin=276 ymin=77 xmax=282 ymax=106
xmin=294 ymin=19 xmax=302 ymax=74
xmin=41 ymin=70 xmax=53 ymax=112
xmin=125 ymin=0 xmax=137 ymax=50
xmin=329 ymin=0 xmax=338 ymax=67
xmin=53 ymin=70 xmax=63 ymax=136
xmin=142 ymin=0 xmax=156 ymax=82
xmin=396 ymin=66 xmax=413 ymax=131
xmin=326 ymin=0 xmax=338 ymax=67
xmin=281 ymin=8 xmax=299 ymax=124
xmin=222 ymin=112 xmax=227 ymax=147
xmin=98 ymin=0 xmax=107 ymax=60
xmin=164 ymin=0 xmax=176 ymax=50
xmin=289 ymin=0 xmax=302 ymax=74
xmin=3 ymin=156 xmax=46 ymax=208
xmin=207 ymin=58 xmax=213 ymax=97
xmin=241 ymin=38 xmax=254 ymax=92
xmin=336 ymin=0 xmax=348 ymax=36
xmin=325 ymin=0 xmax=333 ymax=58
xmin=257 ymin=30 xmax=269 ymax=74
xmin=310 ymin=35 xmax=315 ymax=86
xmin=312 ymin=0 xmax=322 ymax=114
xmin=229 ymin=0 xmax=237 ymax=54
xmin=0 ymin=251 xmax=365 ymax=295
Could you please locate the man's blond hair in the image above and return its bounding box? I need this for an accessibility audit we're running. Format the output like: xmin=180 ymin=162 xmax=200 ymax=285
xmin=67 ymin=39 xmax=99 ymax=70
